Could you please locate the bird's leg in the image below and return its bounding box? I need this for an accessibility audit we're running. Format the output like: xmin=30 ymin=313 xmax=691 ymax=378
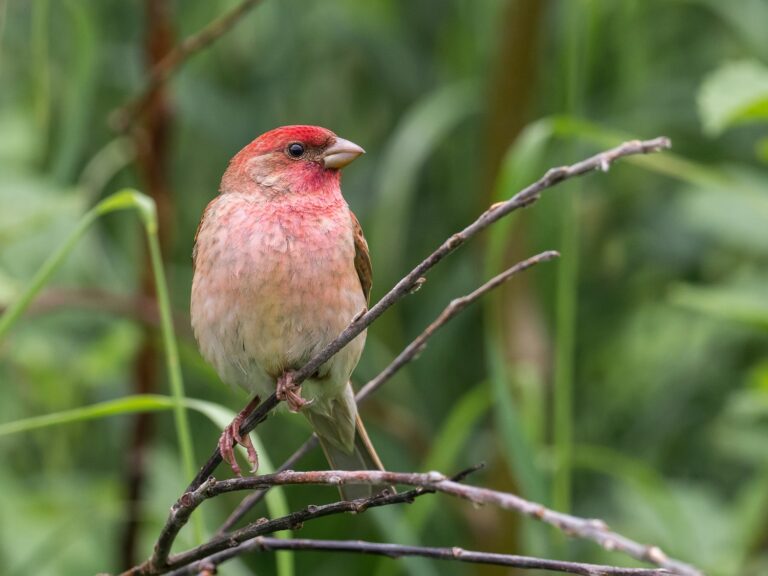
xmin=276 ymin=370 xmax=308 ymax=412
xmin=219 ymin=395 xmax=261 ymax=476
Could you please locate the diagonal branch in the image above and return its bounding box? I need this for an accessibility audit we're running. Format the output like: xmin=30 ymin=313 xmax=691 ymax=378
xmin=132 ymin=469 xmax=700 ymax=576
xmin=219 ymin=250 xmax=559 ymax=530
xmin=111 ymin=0 xmax=266 ymax=132
xmin=128 ymin=467 xmax=482 ymax=575
xmin=127 ymin=137 xmax=682 ymax=576
xmin=356 ymin=249 xmax=559 ymax=403
xmin=287 ymin=137 xmax=670 ymax=389
xmin=186 ymin=137 xmax=671 ymax=493
xmin=169 ymin=537 xmax=673 ymax=576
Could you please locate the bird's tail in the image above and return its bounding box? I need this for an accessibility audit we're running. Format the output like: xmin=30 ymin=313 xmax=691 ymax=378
xmin=303 ymin=383 xmax=391 ymax=500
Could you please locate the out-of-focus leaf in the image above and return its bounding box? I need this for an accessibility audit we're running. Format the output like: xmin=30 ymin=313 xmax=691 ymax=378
xmin=672 ymin=170 xmax=768 ymax=253
xmin=371 ymin=82 xmax=481 ymax=291
xmin=370 ymin=507 xmax=439 ymax=576
xmin=698 ymin=60 xmax=768 ymax=136
xmin=731 ymin=469 xmax=768 ymax=574
xmin=0 ymin=393 xmax=295 ymax=576
xmin=0 ymin=189 xmax=155 ymax=340
xmin=409 ymin=384 xmax=490 ymax=531
xmin=574 ymin=445 xmax=689 ymax=545
xmin=484 ymin=119 xmax=555 ymax=507
xmin=0 ymin=113 xmax=40 ymax=165
xmin=0 ymin=394 xmax=174 ymax=437
xmin=50 ymin=0 xmax=97 ymax=183
xmin=757 ymin=137 xmax=768 ymax=164
xmin=669 ymin=284 xmax=768 ymax=330
xmin=689 ymin=0 xmax=768 ymax=63
xmin=373 ymin=385 xmax=490 ymax=576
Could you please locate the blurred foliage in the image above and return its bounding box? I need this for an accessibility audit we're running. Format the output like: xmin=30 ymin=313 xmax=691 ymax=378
xmin=1 ymin=0 xmax=768 ymax=575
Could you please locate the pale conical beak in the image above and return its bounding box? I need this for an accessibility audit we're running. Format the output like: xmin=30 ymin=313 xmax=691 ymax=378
xmin=323 ymin=137 xmax=365 ymax=169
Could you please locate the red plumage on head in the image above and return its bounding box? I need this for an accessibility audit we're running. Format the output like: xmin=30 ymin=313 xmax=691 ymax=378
xmin=221 ymin=125 xmax=342 ymax=196
xmin=240 ymin=125 xmax=337 ymax=158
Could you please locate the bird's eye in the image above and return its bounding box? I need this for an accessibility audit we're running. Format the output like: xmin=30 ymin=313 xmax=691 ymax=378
xmin=287 ymin=143 xmax=305 ymax=158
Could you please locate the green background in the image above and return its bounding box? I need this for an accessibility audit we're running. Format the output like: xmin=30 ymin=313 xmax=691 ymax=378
xmin=1 ymin=1 xmax=768 ymax=574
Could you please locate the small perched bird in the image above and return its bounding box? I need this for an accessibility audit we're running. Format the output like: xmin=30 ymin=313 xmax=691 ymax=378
xmin=191 ymin=125 xmax=385 ymax=499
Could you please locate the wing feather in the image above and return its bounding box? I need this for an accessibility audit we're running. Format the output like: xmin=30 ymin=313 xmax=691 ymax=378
xmin=350 ymin=210 xmax=372 ymax=304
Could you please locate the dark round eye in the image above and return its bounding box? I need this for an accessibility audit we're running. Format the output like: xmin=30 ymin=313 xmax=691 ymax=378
xmin=287 ymin=142 xmax=305 ymax=158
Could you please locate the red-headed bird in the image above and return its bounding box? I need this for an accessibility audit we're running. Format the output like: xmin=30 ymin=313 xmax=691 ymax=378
xmin=191 ymin=125 xmax=384 ymax=499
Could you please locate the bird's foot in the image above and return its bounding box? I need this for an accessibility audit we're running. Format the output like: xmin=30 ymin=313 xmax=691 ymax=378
xmin=276 ymin=371 xmax=308 ymax=413
xmin=219 ymin=395 xmax=261 ymax=476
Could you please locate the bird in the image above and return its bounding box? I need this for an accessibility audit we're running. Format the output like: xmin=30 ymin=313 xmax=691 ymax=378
xmin=190 ymin=125 xmax=385 ymax=499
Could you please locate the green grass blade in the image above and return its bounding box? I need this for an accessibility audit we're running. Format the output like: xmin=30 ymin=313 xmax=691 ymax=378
xmin=0 ymin=187 xmax=198 ymax=538
xmin=0 ymin=189 xmax=149 ymax=341
xmin=409 ymin=383 xmax=491 ymax=532
xmin=371 ymin=81 xmax=481 ymax=292
xmin=669 ymin=284 xmax=768 ymax=331
xmin=0 ymin=394 xmax=175 ymax=437
xmin=0 ymin=207 xmax=98 ymax=340
xmin=144 ymin=203 xmax=196 ymax=486
xmin=0 ymin=394 xmax=294 ymax=576
xmin=185 ymin=399 xmax=294 ymax=576
xmin=374 ymin=384 xmax=491 ymax=576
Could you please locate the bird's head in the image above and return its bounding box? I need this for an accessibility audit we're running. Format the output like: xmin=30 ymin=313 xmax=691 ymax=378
xmin=221 ymin=125 xmax=365 ymax=197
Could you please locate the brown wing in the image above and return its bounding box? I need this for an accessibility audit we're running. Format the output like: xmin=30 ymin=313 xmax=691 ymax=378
xmin=192 ymin=198 xmax=218 ymax=272
xmin=350 ymin=210 xmax=372 ymax=304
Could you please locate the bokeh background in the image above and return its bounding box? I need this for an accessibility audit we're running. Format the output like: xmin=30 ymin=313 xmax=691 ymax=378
xmin=2 ymin=1 xmax=768 ymax=575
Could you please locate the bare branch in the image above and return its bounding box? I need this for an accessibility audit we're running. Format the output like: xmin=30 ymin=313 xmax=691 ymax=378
xmin=357 ymin=249 xmax=559 ymax=403
xmin=124 ymin=138 xmax=686 ymax=576
xmin=110 ymin=0 xmax=265 ymax=132
xmin=170 ymin=537 xmax=673 ymax=576
xmin=170 ymin=470 xmax=702 ymax=576
xmin=216 ymin=433 xmax=318 ymax=533
xmin=218 ymin=250 xmax=559 ymax=530
xmin=188 ymin=138 xmax=670 ymax=494
xmin=286 ymin=137 xmax=671 ymax=390
xmin=214 ymin=138 xmax=671 ymax=527
xmin=127 ymin=467 xmax=482 ymax=575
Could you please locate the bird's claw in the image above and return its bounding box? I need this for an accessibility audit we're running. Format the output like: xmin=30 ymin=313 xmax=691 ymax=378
xmin=276 ymin=371 xmax=308 ymax=413
xmin=218 ymin=396 xmax=261 ymax=476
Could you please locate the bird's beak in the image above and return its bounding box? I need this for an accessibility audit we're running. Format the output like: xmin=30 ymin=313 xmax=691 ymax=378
xmin=323 ymin=137 xmax=365 ymax=169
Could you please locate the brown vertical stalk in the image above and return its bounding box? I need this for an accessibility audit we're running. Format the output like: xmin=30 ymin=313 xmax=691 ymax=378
xmin=481 ymin=0 xmax=547 ymax=568
xmin=485 ymin=0 xmax=551 ymax=396
xmin=120 ymin=0 xmax=176 ymax=568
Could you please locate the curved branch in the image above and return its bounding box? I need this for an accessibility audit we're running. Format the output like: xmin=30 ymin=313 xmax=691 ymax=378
xmin=170 ymin=537 xmax=673 ymax=576
xmin=187 ymin=137 xmax=671 ymax=493
xmin=218 ymin=249 xmax=559 ymax=530
xmin=128 ymin=467 xmax=483 ymax=575
xmin=149 ymin=469 xmax=700 ymax=576
xmin=123 ymin=137 xmax=685 ymax=576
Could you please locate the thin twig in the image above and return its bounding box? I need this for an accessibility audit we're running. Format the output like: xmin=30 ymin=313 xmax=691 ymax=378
xmin=129 ymin=137 xmax=680 ymax=575
xmin=357 ymin=249 xmax=559 ymax=403
xmin=163 ymin=470 xmax=702 ymax=576
xmin=110 ymin=0 xmax=265 ymax=132
xmin=189 ymin=138 xmax=670 ymax=494
xmin=128 ymin=467 xmax=482 ymax=575
xmin=286 ymin=137 xmax=670 ymax=392
xmin=218 ymin=250 xmax=559 ymax=530
xmin=171 ymin=537 xmax=672 ymax=576
xmin=214 ymin=138 xmax=671 ymax=526
xmin=216 ymin=433 xmax=318 ymax=533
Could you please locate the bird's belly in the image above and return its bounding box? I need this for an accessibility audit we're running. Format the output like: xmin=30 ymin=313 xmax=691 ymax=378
xmin=191 ymin=204 xmax=366 ymax=399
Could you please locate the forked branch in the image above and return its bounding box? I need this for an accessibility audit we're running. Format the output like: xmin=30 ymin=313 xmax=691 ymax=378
xmin=121 ymin=137 xmax=696 ymax=576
